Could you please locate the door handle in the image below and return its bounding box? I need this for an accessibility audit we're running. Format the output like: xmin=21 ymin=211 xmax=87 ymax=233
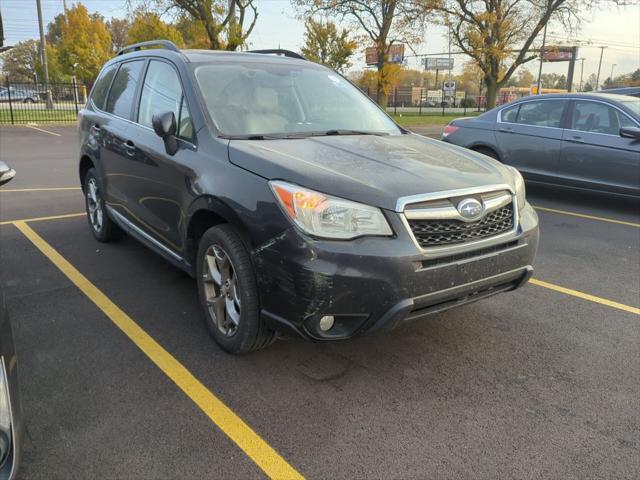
xmin=566 ymin=136 xmax=585 ymax=144
xmin=124 ymin=140 xmax=136 ymax=156
xmin=90 ymin=124 xmax=101 ymax=134
xmin=499 ymin=127 xmax=514 ymax=133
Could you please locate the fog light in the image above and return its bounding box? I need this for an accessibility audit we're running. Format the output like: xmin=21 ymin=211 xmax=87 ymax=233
xmin=318 ymin=315 xmax=335 ymax=332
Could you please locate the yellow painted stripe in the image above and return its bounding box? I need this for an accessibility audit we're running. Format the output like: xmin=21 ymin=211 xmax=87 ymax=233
xmin=530 ymin=278 xmax=640 ymax=315
xmin=0 ymin=187 xmax=80 ymax=193
xmin=13 ymin=221 xmax=304 ymax=480
xmin=533 ymin=205 xmax=640 ymax=228
xmin=0 ymin=212 xmax=84 ymax=226
xmin=25 ymin=124 xmax=62 ymax=136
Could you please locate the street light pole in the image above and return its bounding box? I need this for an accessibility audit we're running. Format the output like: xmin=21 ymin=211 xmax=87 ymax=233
xmin=595 ymin=46 xmax=607 ymax=90
xmin=36 ymin=0 xmax=53 ymax=109
xmin=578 ymin=58 xmax=586 ymax=91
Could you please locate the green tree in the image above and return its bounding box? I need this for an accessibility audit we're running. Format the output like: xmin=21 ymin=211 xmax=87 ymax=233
xmin=127 ymin=10 xmax=184 ymax=46
xmin=1 ymin=39 xmax=40 ymax=81
xmin=175 ymin=14 xmax=210 ymax=48
xmin=36 ymin=44 xmax=70 ymax=82
xmin=294 ymin=1 xmax=432 ymax=108
xmin=301 ymin=18 xmax=356 ymax=72
xmin=163 ymin=0 xmax=258 ymax=50
xmin=46 ymin=13 xmax=66 ymax=45
xmin=57 ymin=4 xmax=112 ymax=82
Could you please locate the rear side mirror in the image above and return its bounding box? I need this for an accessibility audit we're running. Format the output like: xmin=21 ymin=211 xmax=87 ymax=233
xmin=152 ymin=111 xmax=178 ymax=155
xmin=0 ymin=161 xmax=16 ymax=187
xmin=619 ymin=126 xmax=640 ymax=140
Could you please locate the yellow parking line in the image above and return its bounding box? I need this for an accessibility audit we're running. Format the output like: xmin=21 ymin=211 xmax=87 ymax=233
xmin=0 ymin=187 xmax=80 ymax=193
xmin=533 ymin=205 xmax=640 ymax=228
xmin=530 ymin=278 xmax=640 ymax=315
xmin=13 ymin=221 xmax=304 ymax=480
xmin=25 ymin=124 xmax=62 ymax=136
xmin=0 ymin=212 xmax=84 ymax=226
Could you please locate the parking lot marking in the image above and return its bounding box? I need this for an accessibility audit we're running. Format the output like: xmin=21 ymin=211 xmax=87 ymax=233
xmin=0 ymin=212 xmax=84 ymax=226
xmin=533 ymin=206 xmax=640 ymax=228
xmin=25 ymin=125 xmax=62 ymax=137
xmin=0 ymin=187 xmax=80 ymax=193
xmin=530 ymin=278 xmax=640 ymax=315
xmin=13 ymin=220 xmax=305 ymax=480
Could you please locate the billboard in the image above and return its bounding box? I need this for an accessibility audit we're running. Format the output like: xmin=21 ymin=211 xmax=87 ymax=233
xmin=542 ymin=46 xmax=575 ymax=62
xmin=423 ymin=57 xmax=454 ymax=70
xmin=365 ymin=44 xmax=405 ymax=65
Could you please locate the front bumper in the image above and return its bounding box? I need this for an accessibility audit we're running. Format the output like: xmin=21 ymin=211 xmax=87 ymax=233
xmin=253 ymin=203 xmax=539 ymax=340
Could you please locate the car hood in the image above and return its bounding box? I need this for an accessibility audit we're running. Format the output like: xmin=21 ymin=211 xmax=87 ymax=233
xmin=228 ymin=133 xmax=514 ymax=211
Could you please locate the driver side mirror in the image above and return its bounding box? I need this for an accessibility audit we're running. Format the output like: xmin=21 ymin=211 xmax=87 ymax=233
xmin=152 ymin=111 xmax=178 ymax=155
xmin=0 ymin=161 xmax=16 ymax=187
xmin=620 ymin=126 xmax=640 ymax=140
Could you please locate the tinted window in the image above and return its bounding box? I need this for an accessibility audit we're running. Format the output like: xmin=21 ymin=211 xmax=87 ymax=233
xmin=91 ymin=64 xmax=117 ymax=110
xmin=501 ymin=104 xmax=520 ymax=123
xmin=105 ymin=60 xmax=144 ymax=120
xmin=516 ymin=100 xmax=565 ymax=128
xmin=139 ymin=62 xmax=177 ymax=123
xmin=571 ymin=101 xmax=618 ymax=135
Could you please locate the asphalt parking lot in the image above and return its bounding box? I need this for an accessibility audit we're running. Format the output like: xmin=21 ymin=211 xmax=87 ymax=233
xmin=0 ymin=125 xmax=638 ymax=479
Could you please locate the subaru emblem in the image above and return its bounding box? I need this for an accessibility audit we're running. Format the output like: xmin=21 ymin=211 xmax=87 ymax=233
xmin=457 ymin=198 xmax=483 ymax=221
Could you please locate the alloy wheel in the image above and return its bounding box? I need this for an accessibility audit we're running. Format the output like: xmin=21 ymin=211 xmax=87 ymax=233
xmin=202 ymin=244 xmax=241 ymax=337
xmin=86 ymin=177 xmax=104 ymax=232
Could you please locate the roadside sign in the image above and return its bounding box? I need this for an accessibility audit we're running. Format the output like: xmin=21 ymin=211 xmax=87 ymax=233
xmin=423 ymin=57 xmax=454 ymax=70
xmin=443 ymin=80 xmax=456 ymax=96
xmin=542 ymin=46 xmax=575 ymax=62
xmin=365 ymin=44 xmax=405 ymax=65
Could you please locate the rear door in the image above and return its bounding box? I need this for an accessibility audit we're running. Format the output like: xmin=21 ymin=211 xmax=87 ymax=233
xmin=100 ymin=59 xmax=146 ymax=215
xmin=494 ymin=98 xmax=568 ymax=180
xmin=559 ymin=100 xmax=640 ymax=195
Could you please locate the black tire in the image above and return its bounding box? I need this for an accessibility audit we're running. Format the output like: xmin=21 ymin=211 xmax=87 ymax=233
xmin=196 ymin=224 xmax=275 ymax=354
xmin=473 ymin=146 xmax=500 ymax=161
xmin=83 ymin=168 xmax=123 ymax=242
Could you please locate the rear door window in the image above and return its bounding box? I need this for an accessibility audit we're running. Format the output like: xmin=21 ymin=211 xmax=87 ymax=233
xmin=105 ymin=60 xmax=145 ymax=120
xmin=515 ymin=100 xmax=566 ymax=128
xmin=90 ymin=64 xmax=117 ymax=110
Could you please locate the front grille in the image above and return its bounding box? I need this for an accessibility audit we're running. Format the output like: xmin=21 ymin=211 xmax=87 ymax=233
xmin=409 ymin=204 xmax=514 ymax=248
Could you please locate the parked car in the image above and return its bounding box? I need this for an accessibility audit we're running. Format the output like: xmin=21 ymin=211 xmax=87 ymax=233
xmin=78 ymin=41 xmax=539 ymax=353
xmin=442 ymin=93 xmax=640 ymax=197
xmin=600 ymin=86 xmax=640 ymax=98
xmin=0 ymin=87 xmax=38 ymax=104
xmin=0 ymin=160 xmax=22 ymax=480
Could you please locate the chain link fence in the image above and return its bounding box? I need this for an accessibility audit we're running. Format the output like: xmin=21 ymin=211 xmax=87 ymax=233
xmin=0 ymin=79 xmax=88 ymax=124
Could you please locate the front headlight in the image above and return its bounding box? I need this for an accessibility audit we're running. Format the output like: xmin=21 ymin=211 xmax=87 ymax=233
xmin=270 ymin=181 xmax=393 ymax=239
xmin=507 ymin=166 xmax=526 ymax=213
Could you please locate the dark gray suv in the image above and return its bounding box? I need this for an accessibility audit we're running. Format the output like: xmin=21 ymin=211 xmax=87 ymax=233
xmin=78 ymin=41 xmax=539 ymax=353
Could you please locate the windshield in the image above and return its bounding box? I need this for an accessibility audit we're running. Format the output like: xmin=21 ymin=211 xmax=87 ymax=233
xmin=193 ymin=62 xmax=402 ymax=137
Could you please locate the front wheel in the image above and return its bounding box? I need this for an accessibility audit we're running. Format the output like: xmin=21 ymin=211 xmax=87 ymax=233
xmin=196 ymin=225 xmax=275 ymax=354
xmin=83 ymin=168 xmax=123 ymax=242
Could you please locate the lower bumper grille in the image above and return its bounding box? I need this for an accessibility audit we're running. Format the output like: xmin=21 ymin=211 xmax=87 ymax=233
xmin=409 ymin=204 xmax=514 ymax=248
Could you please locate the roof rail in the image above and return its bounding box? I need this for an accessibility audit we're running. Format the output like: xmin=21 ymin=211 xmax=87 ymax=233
xmin=117 ymin=40 xmax=180 ymax=56
xmin=248 ymin=49 xmax=306 ymax=61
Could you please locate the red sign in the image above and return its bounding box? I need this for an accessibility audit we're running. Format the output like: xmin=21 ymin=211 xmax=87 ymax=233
xmin=542 ymin=46 xmax=575 ymax=62
xmin=365 ymin=44 xmax=405 ymax=65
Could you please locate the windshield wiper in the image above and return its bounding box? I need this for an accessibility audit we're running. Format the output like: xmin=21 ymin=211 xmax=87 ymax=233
xmin=323 ymin=129 xmax=388 ymax=136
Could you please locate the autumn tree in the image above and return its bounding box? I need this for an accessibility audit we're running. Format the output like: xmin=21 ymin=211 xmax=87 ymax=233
xmin=107 ymin=18 xmax=132 ymax=52
xmin=1 ymin=40 xmax=41 ymax=81
xmin=301 ymin=18 xmax=356 ymax=72
xmin=294 ymin=1 xmax=433 ymax=108
xmin=57 ymin=4 xmax=112 ymax=82
xmin=162 ymin=0 xmax=257 ymax=50
xmin=128 ymin=9 xmax=184 ymax=46
xmin=431 ymin=0 xmax=627 ymax=108
xmin=175 ymin=14 xmax=210 ymax=48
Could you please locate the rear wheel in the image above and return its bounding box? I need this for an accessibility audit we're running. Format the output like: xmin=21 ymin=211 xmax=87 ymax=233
xmin=196 ymin=224 xmax=275 ymax=354
xmin=83 ymin=168 xmax=123 ymax=242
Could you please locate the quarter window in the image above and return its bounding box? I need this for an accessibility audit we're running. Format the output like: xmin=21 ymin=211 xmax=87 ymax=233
xmin=500 ymin=104 xmax=519 ymax=123
xmin=90 ymin=64 xmax=117 ymax=110
xmin=617 ymin=111 xmax=637 ymax=129
xmin=105 ymin=60 xmax=145 ymax=120
xmin=515 ymin=100 xmax=566 ymax=128
xmin=138 ymin=60 xmax=192 ymax=140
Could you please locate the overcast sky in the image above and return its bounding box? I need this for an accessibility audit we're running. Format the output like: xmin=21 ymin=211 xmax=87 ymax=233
xmin=2 ymin=0 xmax=638 ymax=81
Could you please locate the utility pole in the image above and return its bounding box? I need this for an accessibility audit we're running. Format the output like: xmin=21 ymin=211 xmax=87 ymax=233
xmin=578 ymin=58 xmax=586 ymax=91
xmin=536 ymin=23 xmax=548 ymax=95
xmin=595 ymin=46 xmax=607 ymax=90
xmin=36 ymin=0 xmax=53 ymax=109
